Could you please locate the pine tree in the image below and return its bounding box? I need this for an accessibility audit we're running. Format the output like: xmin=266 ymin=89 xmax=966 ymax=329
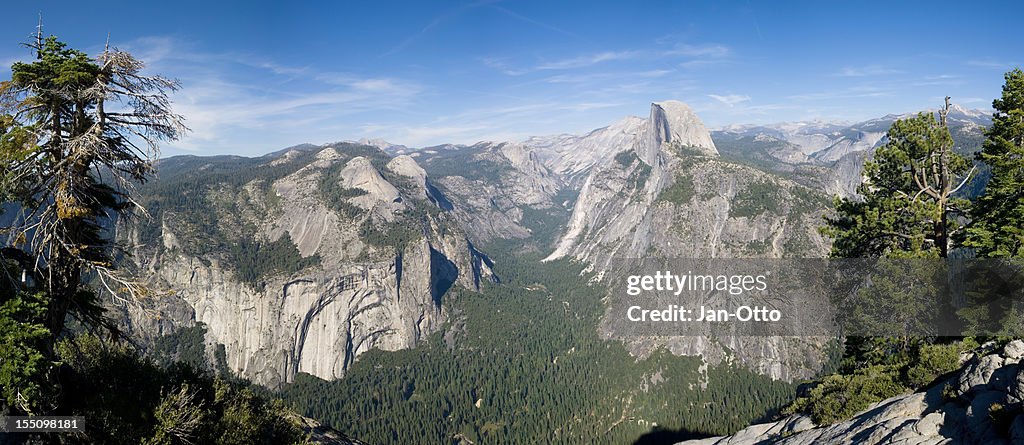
xmin=823 ymin=98 xmax=972 ymax=259
xmin=965 ymin=68 xmax=1024 ymax=257
xmin=0 ymin=32 xmax=185 ymax=342
xmin=960 ymin=68 xmax=1024 ymax=335
xmin=822 ymin=99 xmax=972 ymax=369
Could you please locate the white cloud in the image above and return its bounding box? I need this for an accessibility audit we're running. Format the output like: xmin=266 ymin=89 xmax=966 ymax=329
xmin=708 ymin=94 xmax=751 ymax=106
xmin=966 ymin=59 xmax=1014 ymax=69
xmin=536 ymin=50 xmax=644 ymax=70
xmin=112 ymin=36 xmax=424 ymax=154
xmin=665 ymin=44 xmax=730 ymax=58
xmin=543 ymin=69 xmax=672 ymax=84
xmin=484 ymin=42 xmax=730 ymax=76
xmin=836 ymin=65 xmax=903 ymax=77
xmin=788 ymin=85 xmax=891 ymax=101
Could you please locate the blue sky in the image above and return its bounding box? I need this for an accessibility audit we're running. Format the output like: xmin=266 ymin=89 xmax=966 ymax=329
xmin=1 ymin=0 xmax=1021 ymax=156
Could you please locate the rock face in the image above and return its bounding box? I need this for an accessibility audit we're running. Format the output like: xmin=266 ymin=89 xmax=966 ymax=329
xmin=117 ymin=100 xmax=858 ymax=388
xmin=543 ymin=100 xmax=827 ymax=265
xmin=544 ymin=101 xmax=724 ymax=263
xmin=642 ymin=100 xmax=718 ymax=162
xmin=413 ymin=141 xmax=565 ymax=243
xmin=526 ymin=116 xmax=646 ymax=183
xmin=711 ymin=106 xmax=991 ymax=198
xmin=120 ymin=144 xmax=494 ymax=387
xmin=529 ymin=101 xmax=832 ymax=381
xmin=678 ymin=341 xmax=1024 ymax=445
xmin=286 ymin=413 xmax=369 ymax=445
xmin=338 ymin=156 xmax=401 ymax=211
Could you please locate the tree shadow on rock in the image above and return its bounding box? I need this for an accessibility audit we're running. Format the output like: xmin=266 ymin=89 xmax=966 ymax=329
xmin=632 ymin=427 xmax=713 ymax=445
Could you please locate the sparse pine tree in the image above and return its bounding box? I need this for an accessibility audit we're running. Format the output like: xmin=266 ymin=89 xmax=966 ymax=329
xmin=965 ymin=68 xmax=1024 ymax=257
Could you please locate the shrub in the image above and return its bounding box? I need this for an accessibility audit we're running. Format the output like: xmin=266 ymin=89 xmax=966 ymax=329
xmin=659 ymin=177 xmax=696 ymax=205
xmin=905 ymin=342 xmax=962 ymax=387
xmin=784 ymin=365 xmax=903 ymax=425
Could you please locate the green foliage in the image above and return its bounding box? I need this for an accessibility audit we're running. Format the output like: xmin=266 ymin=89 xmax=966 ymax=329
xmin=823 ymin=112 xmax=969 ymax=258
xmin=137 ymin=153 xmax=313 ymax=257
xmin=0 ymin=291 xmax=52 ymax=414
xmin=138 ymin=153 xmax=331 ymax=287
xmin=416 ymin=145 xmax=507 ymax=182
xmin=713 ymin=135 xmax=807 ymax=171
xmin=2 ymin=33 xmax=187 ymax=349
xmin=151 ymin=323 xmax=214 ymax=371
xmin=659 ymin=176 xmax=696 ymax=205
xmin=614 ymin=150 xmax=639 ymax=166
xmin=610 ymin=150 xmax=653 ymax=190
xmin=786 ymin=337 xmax=978 ymax=425
xmin=145 ymin=384 xmax=206 ymax=445
xmin=10 ymin=37 xmax=98 ymax=91
xmin=784 ymin=365 xmax=903 ymax=425
xmin=667 ymin=143 xmax=714 ymax=158
xmin=320 ymin=187 xmax=367 ymax=219
xmin=49 ymin=334 xmax=311 ymax=444
xmin=519 ymin=187 xmax=579 ymax=249
xmin=835 ymin=260 xmax=949 ymax=338
xmin=966 ymin=68 xmax=1024 ymax=257
xmin=230 ymin=233 xmax=321 ymax=288
xmin=357 ymin=218 xmax=424 ymax=253
xmin=730 ymin=180 xmax=782 ymax=217
xmin=905 ymin=342 xmax=964 ymax=387
xmin=316 ymin=157 xmax=371 ymax=220
xmin=280 ymin=252 xmax=795 ymax=444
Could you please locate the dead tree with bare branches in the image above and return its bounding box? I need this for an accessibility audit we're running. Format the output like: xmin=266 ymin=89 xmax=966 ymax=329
xmin=0 ymin=32 xmax=186 ymax=343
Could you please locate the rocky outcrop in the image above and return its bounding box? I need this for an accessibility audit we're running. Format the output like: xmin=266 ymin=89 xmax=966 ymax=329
xmin=526 ymin=116 xmax=646 ymax=182
xmin=285 ymin=413 xmax=369 ymax=445
xmin=419 ymin=141 xmax=565 ymax=243
xmin=543 ymin=101 xmax=714 ymax=262
xmin=537 ymin=100 xmax=831 ymax=381
xmin=678 ymin=341 xmax=1024 ymax=445
xmin=338 ymin=156 xmax=401 ymax=211
xmin=642 ymin=100 xmax=718 ymax=162
xmin=545 ymin=100 xmax=826 ymax=265
xmin=711 ymin=106 xmax=990 ymax=198
xmin=120 ymin=144 xmax=494 ymax=387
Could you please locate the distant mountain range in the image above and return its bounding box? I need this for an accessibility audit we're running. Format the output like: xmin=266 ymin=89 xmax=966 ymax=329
xmin=117 ymin=101 xmax=992 ymax=387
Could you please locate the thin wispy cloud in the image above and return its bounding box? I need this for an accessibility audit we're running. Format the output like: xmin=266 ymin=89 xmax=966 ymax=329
xmin=708 ymin=94 xmax=751 ymax=106
xmin=0 ymin=54 xmax=27 ymax=67
xmin=665 ymin=44 xmax=730 ymax=58
xmin=114 ymin=36 xmax=424 ymax=153
xmin=486 ymin=42 xmax=731 ymax=77
xmin=788 ymin=85 xmax=892 ymax=102
xmin=536 ymin=50 xmax=645 ymax=70
xmin=358 ymin=100 xmax=629 ymax=146
xmin=489 ymin=4 xmax=578 ymax=38
xmin=910 ymin=74 xmax=964 ymax=87
xmin=3 ymin=2 xmax=1006 ymax=154
xmin=380 ymin=6 xmax=462 ymax=58
xmin=542 ymin=69 xmax=672 ymax=84
xmin=836 ymin=65 xmax=904 ymax=77
xmin=480 ymin=56 xmax=535 ymax=76
xmin=380 ymin=0 xmax=506 ymax=58
xmin=966 ymin=59 xmax=1015 ymax=69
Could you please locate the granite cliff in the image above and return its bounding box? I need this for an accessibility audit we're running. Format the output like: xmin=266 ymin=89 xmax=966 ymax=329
xmin=118 ymin=143 xmax=495 ymax=387
xmin=534 ymin=101 xmax=832 ymax=381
